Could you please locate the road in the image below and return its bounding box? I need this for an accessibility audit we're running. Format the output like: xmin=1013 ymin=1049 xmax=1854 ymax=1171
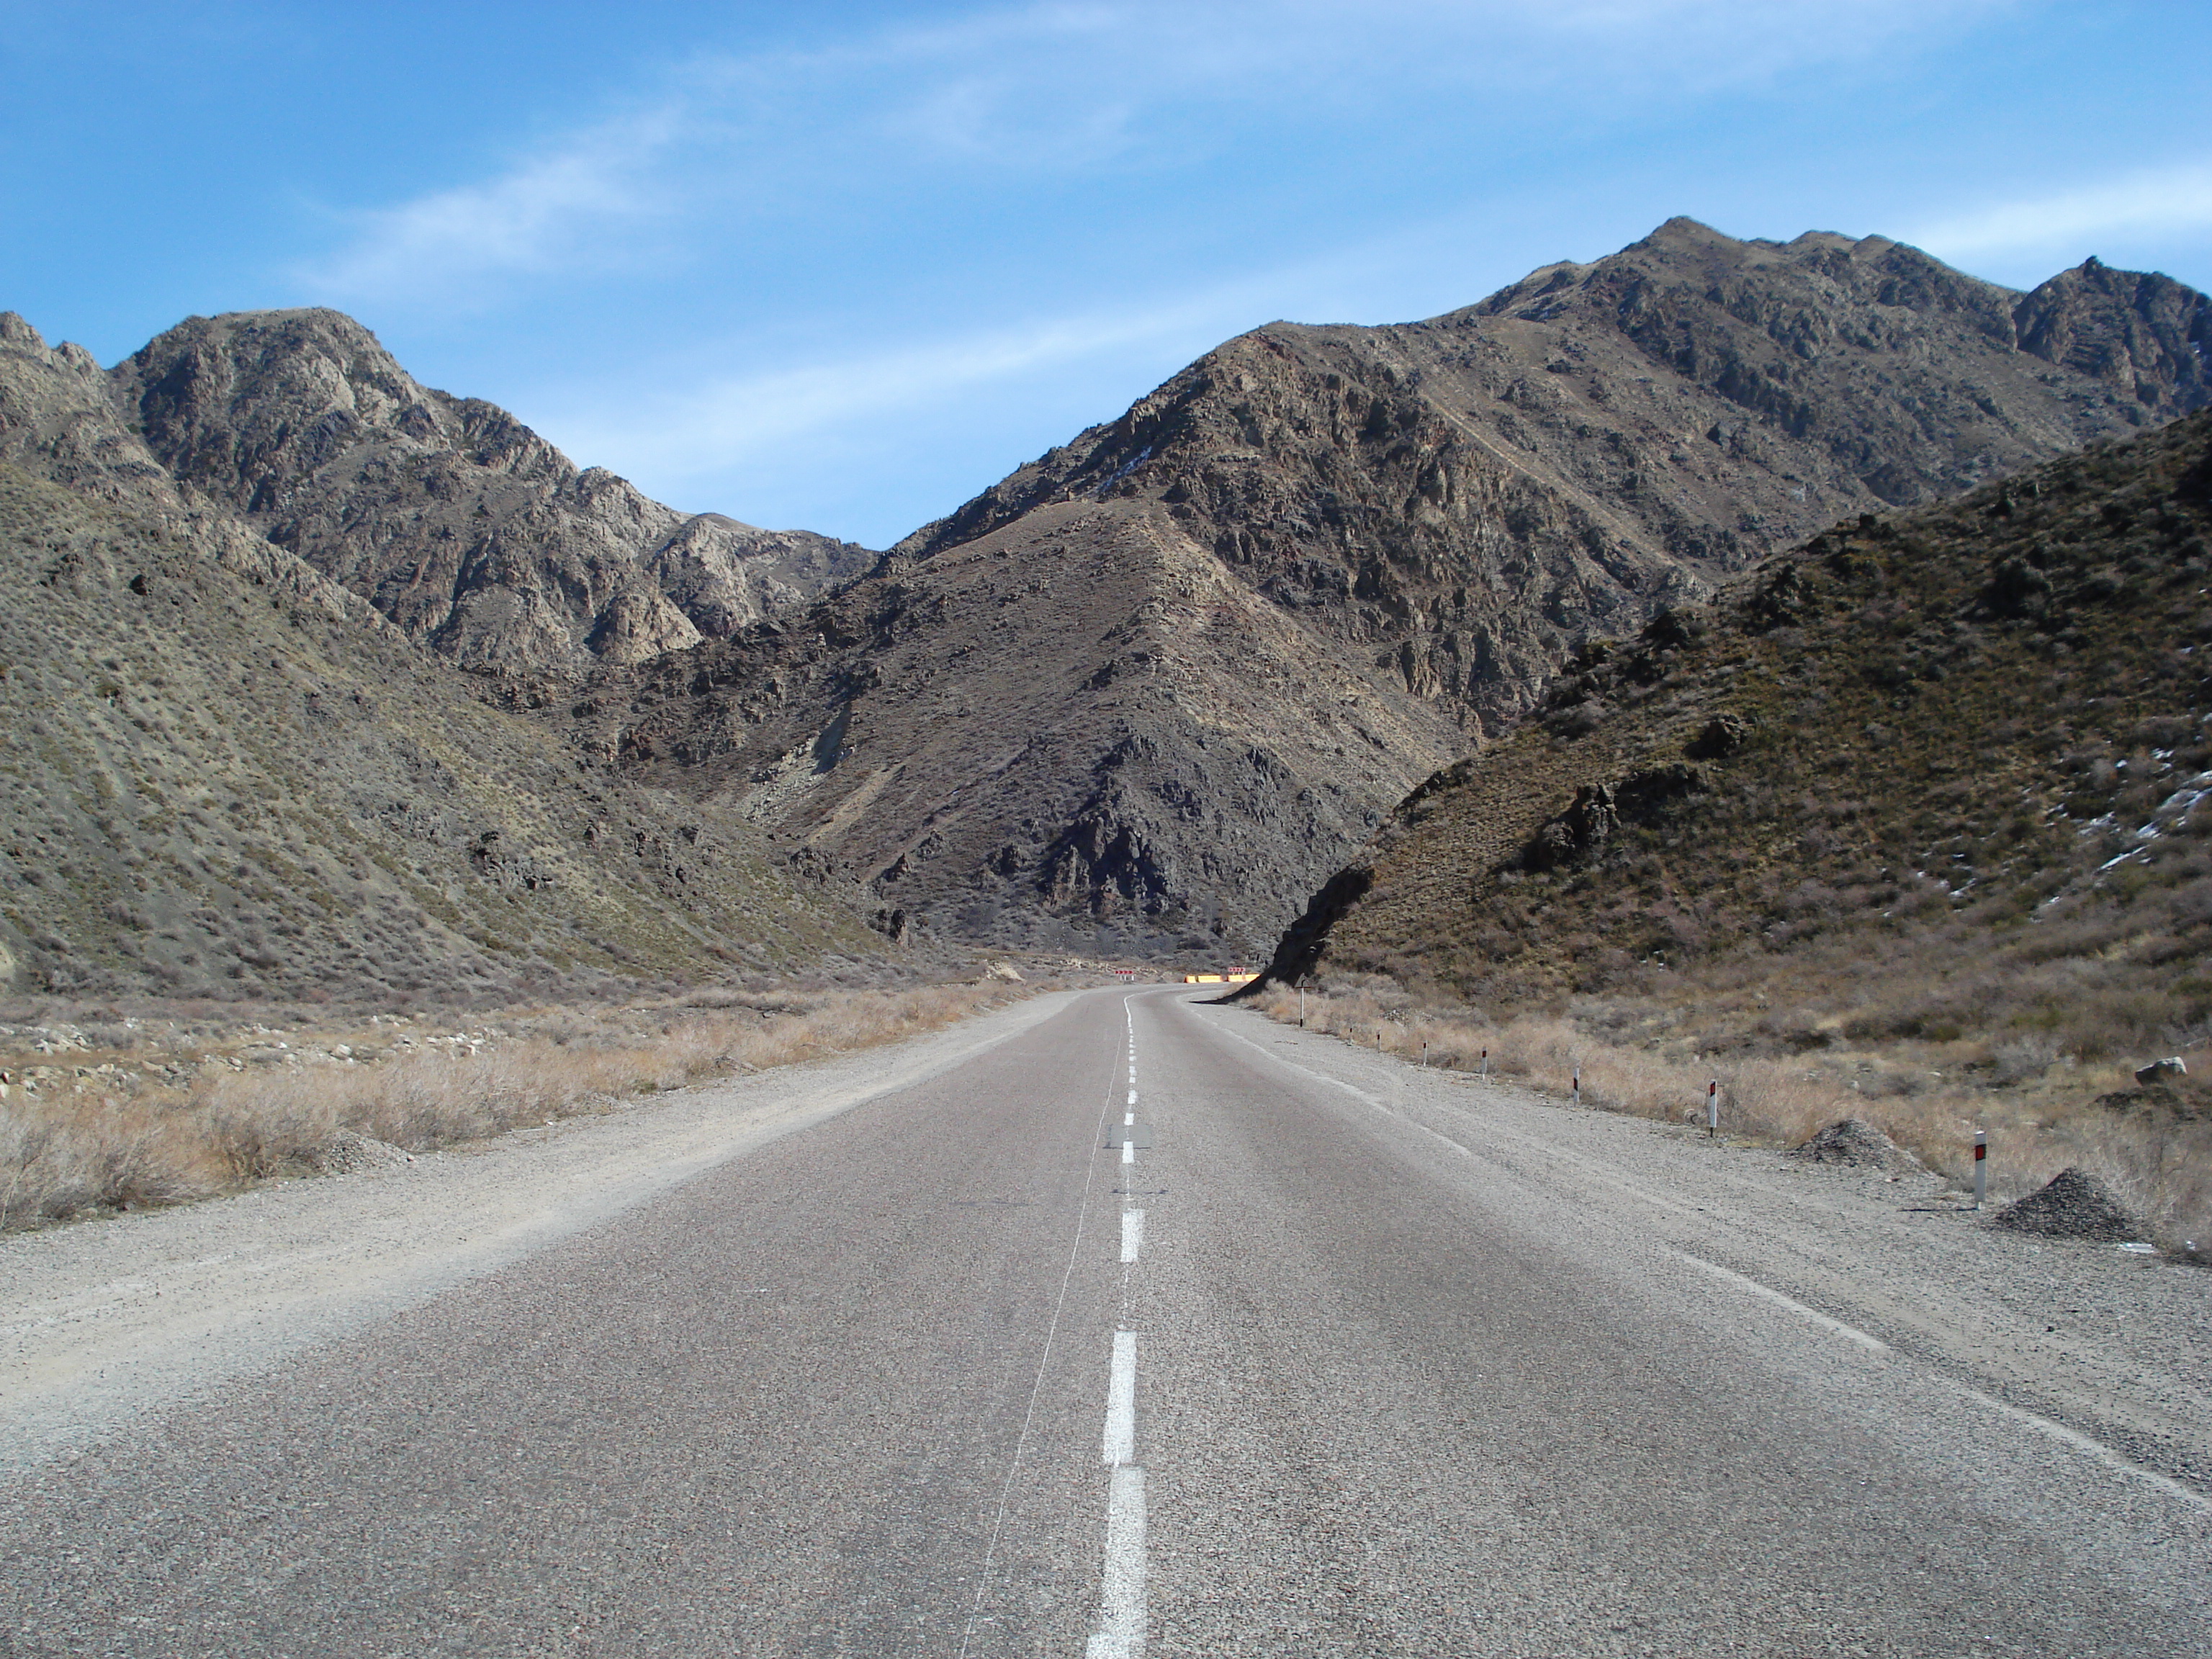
xmin=3 ymin=986 xmax=2208 ymax=1656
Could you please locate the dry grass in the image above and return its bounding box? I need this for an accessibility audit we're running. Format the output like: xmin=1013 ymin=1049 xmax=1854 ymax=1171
xmin=0 ymin=979 xmax=1044 ymax=1230
xmin=1252 ymin=983 xmax=2212 ymax=1256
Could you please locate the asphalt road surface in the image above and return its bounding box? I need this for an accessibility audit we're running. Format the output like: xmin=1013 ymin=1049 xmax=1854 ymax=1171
xmin=4 ymin=986 xmax=2208 ymax=1656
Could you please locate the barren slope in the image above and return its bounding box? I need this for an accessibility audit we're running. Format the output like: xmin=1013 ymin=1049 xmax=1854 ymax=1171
xmin=0 ymin=462 xmax=880 ymax=999
xmin=576 ymin=221 xmax=2209 ymax=955
xmin=1254 ymin=405 xmax=2212 ymax=1074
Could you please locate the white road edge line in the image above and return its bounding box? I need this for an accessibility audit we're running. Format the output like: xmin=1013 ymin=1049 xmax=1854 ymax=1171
xmin=1668 ymin=1249 xmax=1889 ymax=1354
xmin=1194 ymin=1006 xmax=1708 ymax=1220
xmin=1085 ymin=1466 xmax=1147 ymax=1659
xmin=1104 ymin=1330 xmax=1137 ymax=1465
xmin=1943 ymin=1377 xmax=2212 ymax=1515
xmin=1121 ymin=1210 xmax=1144 ymax=1264
xmin=1188 ymin=999 xmax=2212 ymax=1522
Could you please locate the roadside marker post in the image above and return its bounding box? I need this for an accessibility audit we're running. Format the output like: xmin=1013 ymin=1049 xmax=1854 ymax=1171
xmin=1422 ymin=1041 xmax=1429 ymax=1068
xmin=1298 ymin=987 xmax=1305 ymax=1028
xmin=1480 ymin=1048 xmax=1489 ymax=1084
xmin=1974 ymin=1130 xmax=1987 ymax=1210
xmin=1570 ymin=1066 xmax=1581 ymax=1107
xmin=1706 ymin=1079 xmax=1719 ymax=1138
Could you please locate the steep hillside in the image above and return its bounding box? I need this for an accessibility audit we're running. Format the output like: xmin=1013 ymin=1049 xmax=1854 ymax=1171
xmin=564 ymin=502 xmax=1467 ymax=958
xmin=0 ymin=308 xmax=874 ymax=675
xmin=895 ymin=221 xmax=2206 ymax=732
xmin=1254 ymin=407 xmax=2212 ymax=1071
xmin=573 ymin=222 xmax=2209 ymax=955
xmin=0 ymin=462 xmax=882 ymax=1000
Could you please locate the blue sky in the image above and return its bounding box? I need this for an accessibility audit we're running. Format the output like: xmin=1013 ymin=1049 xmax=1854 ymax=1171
xmin=5 ymin=1 xmax=2210 ymax=548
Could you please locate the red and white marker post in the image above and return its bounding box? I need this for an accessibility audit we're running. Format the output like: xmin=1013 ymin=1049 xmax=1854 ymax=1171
xmin=1706 ymin=1079 xmax=1719 ymax=1138
xmin=1973 ymin=1130 xmax=1987 ymax=1210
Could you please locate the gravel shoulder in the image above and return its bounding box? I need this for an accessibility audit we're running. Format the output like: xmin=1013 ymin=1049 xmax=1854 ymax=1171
xmin=0 ymin=989 xmax=1080 ymax=1477
xmin=1192 ymin=998 xmax=2212 ymax=1499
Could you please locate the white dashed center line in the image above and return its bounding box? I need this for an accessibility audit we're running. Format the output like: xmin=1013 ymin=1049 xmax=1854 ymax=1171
xmin=1086 ymin=1466 xmax=1147 ymax=1659
xmin=1087 ymin=998 xmax=1151 ymax=1656
xmin=1102 ymin=1328 xmax=1138 ymax=1465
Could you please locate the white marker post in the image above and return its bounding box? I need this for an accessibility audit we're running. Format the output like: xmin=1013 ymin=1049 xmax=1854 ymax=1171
xmin=1298 ymin=987 xmax=1305 ymax=1028
xmin=1706 ymin=1079 xmax=1719 ymax=1138
xmin=1570 ymin=1066 xmax=1581 ymax=1107
xmin=1973 ymin=1130 xmax=1987 ymax=1210
xmin=1422 ymin=1041 xmax=1429 ymax=1068
xmin=1480 ymin=1048 xmax=1489 ymax=1084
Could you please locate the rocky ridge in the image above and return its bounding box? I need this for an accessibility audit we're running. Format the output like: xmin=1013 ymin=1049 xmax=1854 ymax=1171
xmin=565 ymin=221 xmax=2210 ymax=953
xmin=0 ymin=457 xmax=884 ymax=999
xmin=5 ymin=220 xmax=2208 ymax=970
xmin=6 ymin=307 xmax=874 ymax=676
xmin=1242 ymin=403 xmax=2212 ymax=1074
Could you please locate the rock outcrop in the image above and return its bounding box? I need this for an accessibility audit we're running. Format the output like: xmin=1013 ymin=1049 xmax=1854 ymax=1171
xmin=0 ymin=308 xmax=875 ymax=677
xmin=1239 ymin=402 xmax=2212 ymax=1078
xmin=573 ymin=222 xmax=2211 ymax=953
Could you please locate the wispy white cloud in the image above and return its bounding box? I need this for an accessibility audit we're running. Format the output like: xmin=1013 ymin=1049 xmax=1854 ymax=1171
xmin=296 ymin=0 xmax=2012 ymax=305
xmin=296 ymin=106 xmax=683 ymax=302
xmin=1906 ymin=161 xmax=2212 ymax=261
xmin=544 ymin=291 xmax=1243 ymax=483
xmin=536 ymin=216 xmax=1484 ymax=493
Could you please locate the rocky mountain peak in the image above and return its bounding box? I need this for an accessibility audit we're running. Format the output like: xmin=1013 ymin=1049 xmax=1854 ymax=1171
xmin=115 ymin=307 xmax=462 ymax=513
xmin=593 ymin=222 xmax=2211 ymax=956
xmin=0 ymin=305 xmax=878 ymax=677
xmin=2010 ymin=257 xmax=2212 ymax=405
xmin=0 ymin=311 xmax=179 ymax=509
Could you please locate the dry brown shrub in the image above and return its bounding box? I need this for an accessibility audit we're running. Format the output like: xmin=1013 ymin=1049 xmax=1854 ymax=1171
xmin=1 ymin=981 xmax=1033 ymax=1230
xmin=1252 ymin=984 xmax=2210 ymax=1253
xmin=0 ymin=1092 xmax=220 ymax=1227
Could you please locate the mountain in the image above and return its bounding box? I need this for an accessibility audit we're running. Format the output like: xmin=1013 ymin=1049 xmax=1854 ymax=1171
xmin=6 ymin=220 xmax=2206 ymax=971
xmin=564 ymin=221 xmax=2211 ymax=956
xmin=1246 ymin=404 xmax=2212 ymax=1071
xmin=0 ymin=316 xmax=884 ymax=999
xmin=102 ymin=308 xmax=876 ymax=674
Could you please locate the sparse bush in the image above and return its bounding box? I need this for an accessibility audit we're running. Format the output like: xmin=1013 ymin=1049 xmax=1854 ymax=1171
xmin=1251 ymin=983 xmax=2209 ymax=1253
xmin=0 ymin=979 xmax=1047 ymax=1231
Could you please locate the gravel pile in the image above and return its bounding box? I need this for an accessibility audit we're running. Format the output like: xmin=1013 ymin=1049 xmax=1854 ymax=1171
xmin=1787 ymin=1118 xmax=1924 ymax=1174
xmin=1992 ymin=1167 xmax=2144 ymax=1242
xmin=305 ymin=1133 xmax=414 ymax=1177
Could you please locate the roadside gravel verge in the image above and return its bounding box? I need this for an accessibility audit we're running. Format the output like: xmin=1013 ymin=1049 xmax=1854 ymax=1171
xmin=0 ymin=990 xmax=1079 ymax=1476
xmin=1193 ymin=998 xmax=2212 ymax=1501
